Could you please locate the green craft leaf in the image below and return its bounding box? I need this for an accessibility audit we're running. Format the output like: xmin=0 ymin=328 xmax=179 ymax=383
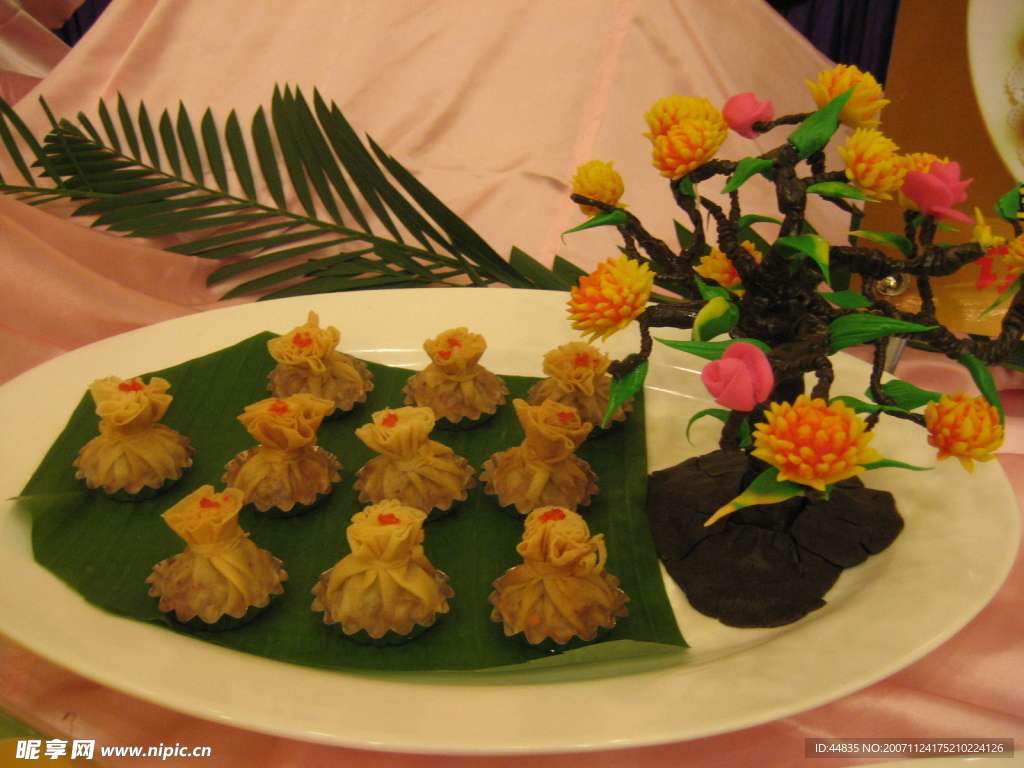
xmin=995 ymin=182 xmax=1022 ymax=224
xmin=980 ymin=274 xmax=1022 ymax=317
xmin=704 ymin=468 xmax=805 ymax=526
xmin=722 ymin=156 xmax=773 ymax=193
xmin=686 ymin=407 xmax=729 ymax=443
xmin=806 ymin=181 xmax=874 ymax=202
xmin=137 ymin=102 xmax=160 ymax=169
xmin=957 ymin=353 xmax=1005 ymax=422
xmin=775 ymin=233 xmax=831 ymax=285
xmin=737 ymin=214 xmax=783 ymax=229
xmin=604 ymin=360 xmax=648 ymax=427
xmin=817 ymin=289 xmax=872 ymax=309
xmin=849 ymin=229 xmax=914 ymax=257
xmin=861 ymin=459 xmax=931 ymax=472
xmin=21 ymin=334 xmax=684 ymax=680
xmin=694 ymin=276 xmax=732 ymax=301
xmin=831 ymin=395 xmax=882 ymax=414
xmin=674 ymin=219 xmax=695 ymax=250
xmin=675 ymin=176 xmax=696 ymax=198
xmin=872 ymin=380 xmax=942 ymax=411
xmin=787 ymin=87 xmax=854 ymax=159
xmin=201 ymin=108 xmax=228 ymax=193
xmin=655 ymin=336 xmax=771 ymax=360
xmin=116 ymin=94 xmax=141 ymax=161
xmin=509 ymin=247 xmax=574 ymax=290
xmin=827 ymin=314 xmax=937 ymax=353
xmin=158 ymin=109 xmax=182 ymax=177
xmin=563 ymin=209 xmax=629 ymax=237
xmin=692 ymin=296 xmax=739 ymax=342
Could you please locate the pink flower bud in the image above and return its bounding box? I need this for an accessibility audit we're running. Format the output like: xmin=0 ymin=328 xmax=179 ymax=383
xmin=899 ymin=160 xmax=973 ymax=223
xmin=722 ymin=92 xmax=774 ymax=140
xmin=700 ymin=341 xmax=774 ymax=412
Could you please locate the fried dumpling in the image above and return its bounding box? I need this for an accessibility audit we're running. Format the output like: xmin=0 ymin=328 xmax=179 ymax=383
xmin=526 ymin=342 xmax=631 ymax=430
xmin=354 ymin=406 xmax=475 ymax=518
xmin=402 ymin=327 xmax=508 ymax=429
xmin=267 ymin=311 xmax=373 ymax=418
xmin=311 ymin=500 xmax=453 ymax=643
xmin=489 ymin=506 xmax=628 ymax=648
xmin=481 ymin=399 xmax=597 ymax=515
xmin=147 ymin=485 xmax=287 ymax=630
xmin=223 ymin=393 xmax=341 ymax=516
xmin=73 ymin=376 xmax=193 ymax=499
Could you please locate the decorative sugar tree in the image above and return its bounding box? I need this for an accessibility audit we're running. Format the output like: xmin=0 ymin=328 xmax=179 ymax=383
xmin=562 ymin=65 xmax=1022 ymax=628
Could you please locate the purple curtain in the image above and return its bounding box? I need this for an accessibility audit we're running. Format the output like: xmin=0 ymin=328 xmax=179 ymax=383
xmin=767 ymin=0 xmax=901 ymax=82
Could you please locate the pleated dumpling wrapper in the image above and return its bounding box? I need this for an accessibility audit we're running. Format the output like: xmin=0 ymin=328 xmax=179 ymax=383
xmin=311 ymin=500 xmax=454 ymax=643
xmin=481 ymin=399 xmax=597 ymax=516
xmin=353 ymin=406 xmax=475 ymax=518
xmin=526 ymin=342 xmax=631 ymax=430
xmin=267 ymin=311 xmax=374 ymax=418
xmin=489 ymin=506 xmax=628 ymax=648
xmin=402 ymin=327 xmax=508 ymax=429
xmin=73 ymin=376 xmax=193 ymax=499
xmin=223 ymin=393 xmax=341 ymax=515
xmin=147 ymin=485 xmax=287 ymax=630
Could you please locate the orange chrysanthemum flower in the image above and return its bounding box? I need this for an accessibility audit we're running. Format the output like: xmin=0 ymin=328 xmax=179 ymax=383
xmin=694 ymin=241 xmax=764 ymax=293
xmin=643 ymin=96 xmax=728 ymax=180
xmin=571 ymin=160 xmax=626 ymax=216
xmin=925 ymin=393 xmax=1004 ymax=472
xmin=751 ymin=395 xmax=883 ymax=492
xmin=806 ymin=63 xmax=889 ymax=129
xmin=838 ymin=128 xmax=908 ymax=201
xmin=567 ymin=255 xmax=654 ymax=342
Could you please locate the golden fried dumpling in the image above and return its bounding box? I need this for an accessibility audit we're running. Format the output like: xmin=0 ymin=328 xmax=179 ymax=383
xmin=73 ymin=376 xmax=193 ymax=499
xmin=526 ymin=342 xmax=631 ymax=429
xmin=267 ymin=311 xmax=373 ymax=417
xmin=489 ymin=506 xmax=628 ymax=647
xmin=223 ymin=393 xmax=341 ymax=515
xmin=311 ymin=500 xmax=453 ymax=642
xmin=402 ymin=327 xmax=508 ymax=429
xmin=354 ymin=406 xmax=475 ymax=518
xmin=147 ymin=485 xmax=287 ymax=630
xmin=481 ymin=399 xmax=597 ymax=515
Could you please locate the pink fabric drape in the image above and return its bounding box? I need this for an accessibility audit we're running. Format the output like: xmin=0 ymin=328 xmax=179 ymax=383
xmin=1 ymin=1 xmax=1021 ymax=766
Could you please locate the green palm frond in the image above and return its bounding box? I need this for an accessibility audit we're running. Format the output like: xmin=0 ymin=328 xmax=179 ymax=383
xmin=0 ymin=86 xmax=578 ymax=299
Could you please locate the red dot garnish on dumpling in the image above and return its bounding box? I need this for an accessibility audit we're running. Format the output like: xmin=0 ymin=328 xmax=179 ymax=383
xmin=446 ymin=337 xmax=462 ymax=347
xmin=557 ymin=411 xmax=574 ymax=424
xmin=293 ymin=331 xmax=313 ymax=348
xmin=377 ymin=512 xmax=401 ymax=525
xmin=199 ymin=498 xmax=221 ymax=508
xmin=382 ymin=413 xmax=399 ymax=427
xmin=573 ymin=353 xmax=591 ymax=367
xmin=438 ymin=350 xmax=452 ymax=360
xmin=269 ymin=399 xmax=290 ymax=414
xmin=117 ymin=379 xmax=144 ymax=392
xmin=539 ymin=508 xmax=566 ymax=521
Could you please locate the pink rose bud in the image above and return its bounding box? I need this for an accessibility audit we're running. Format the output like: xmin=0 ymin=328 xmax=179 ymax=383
xmin=722 ymin=92 xmax=774 ymax=139
xmin=900 ymin=160 xmax=973 ymax=223
xmin=700 ymin=341 xmax=775 ymax=412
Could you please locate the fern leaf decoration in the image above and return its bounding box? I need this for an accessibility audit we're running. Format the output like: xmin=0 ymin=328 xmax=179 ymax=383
xmin=0 ymin=86 xmax=572 ymax=299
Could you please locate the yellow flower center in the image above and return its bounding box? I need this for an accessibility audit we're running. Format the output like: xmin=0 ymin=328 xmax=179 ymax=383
xmin=567 ymin=255 xmax=654 ymax=342
xmin=571 ymin=159 xmax=626 ymax=216
xmin=838 ymin=128 xmax=907 ymax=201
xmin=806 ymin=64 xmax=889 ymax=129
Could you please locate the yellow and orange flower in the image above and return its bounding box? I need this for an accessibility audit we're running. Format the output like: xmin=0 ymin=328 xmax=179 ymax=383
xmin=751 ymin=395 xmax=882 ymax=492
xmin=571 ymin=159 xmax=626 ymax=216
xmin=567 ymin=254 xmax=654 ymax=342
xmin=838 ymin=128 xmax=908 ymax=201
xmin=694 ymin=241 xmax=764 ymax=292
xmin=925 ymin=393 xmax=1004 ymax=472
xmin=999 ymin=233 xmax=1024 ymax=277
xmin=643 ymin=95 xmax=728 ymax=180
xmin=806 ymin=63 xmax=889 ymax=129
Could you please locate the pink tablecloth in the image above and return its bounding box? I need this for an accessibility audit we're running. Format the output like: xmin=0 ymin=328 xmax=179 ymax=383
xmin=0 ymin=1 xmax=1021 ymax=766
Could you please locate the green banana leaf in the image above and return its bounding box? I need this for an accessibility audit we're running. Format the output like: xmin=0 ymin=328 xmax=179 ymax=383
xmin=17 ymin=333 xmax=685 ymax=682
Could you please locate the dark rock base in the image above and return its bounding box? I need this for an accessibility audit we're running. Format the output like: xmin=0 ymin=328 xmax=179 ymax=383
xmin=646 ymin=449 xmax=904 ymax=628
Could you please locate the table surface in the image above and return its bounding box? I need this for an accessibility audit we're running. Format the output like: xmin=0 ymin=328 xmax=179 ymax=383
xmin=0 ymin=1 xmax=1021 ymax=766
